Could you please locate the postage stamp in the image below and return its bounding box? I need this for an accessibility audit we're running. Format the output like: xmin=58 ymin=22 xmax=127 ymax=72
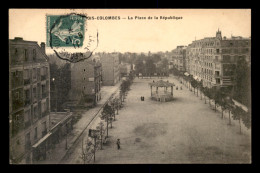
xmin=46 ymin=13 xmax=98 ymax=63
xmin=47 ymin=14 xmax=85 ymax=48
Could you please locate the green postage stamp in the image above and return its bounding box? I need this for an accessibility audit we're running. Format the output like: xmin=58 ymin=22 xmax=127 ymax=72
xmin=47 ymin=14 xmax=85 ymax=48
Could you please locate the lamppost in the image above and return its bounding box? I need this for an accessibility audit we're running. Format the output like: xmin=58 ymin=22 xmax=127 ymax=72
xmin=65 ymin=124 xmax=68 ymax=150
xmin=52 ymin=78 xmax=57 ymax=113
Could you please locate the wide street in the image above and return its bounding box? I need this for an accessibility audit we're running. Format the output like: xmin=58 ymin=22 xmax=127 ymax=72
xmin=92 ymin=75 xmax=251 ymax=164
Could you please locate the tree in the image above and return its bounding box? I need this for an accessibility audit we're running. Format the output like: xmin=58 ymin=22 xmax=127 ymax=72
xmin=145 ymin=59 xmax=156 ymax=78
xmin=112 ymin=98 xmax=120 ymax=115
xmin=80 ymin=137 xmax=96 ymax=164
xmin=241 ymin=108 xmax=251 ymax=130
xmin=203 ymin=87 xmax=210 ymax=105
xmin=150 ymin=54 xmax=161 ymax=63
xmin=232 ymin=106 xmax=246 ymax=134
xmin=100 ymin=104 xmax=114 ymax=138
xmin=190 ymin=79 xmax=198 ymax=95
xmin=198 ymin=81 xmax=203 ymax=100
xmin=234 ymin=56 xmax=251 ymax=107
xmin=88 ymin=129 xmax=101 ymax=162
xmin=134 ymin=59 xmax=145 ymax=78
xmin=96 ymin=122 xmax=105 ymax=150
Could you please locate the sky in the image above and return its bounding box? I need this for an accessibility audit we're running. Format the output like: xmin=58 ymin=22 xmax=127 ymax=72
xmin=9 ymin=9 xmax=251 ymax=54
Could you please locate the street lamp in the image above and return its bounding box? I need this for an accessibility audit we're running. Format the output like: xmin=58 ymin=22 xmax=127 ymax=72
xmin=52 ymin=78 xmax=57 ymax=113
xmin=65 ymin=124 xmax=68 ymax=150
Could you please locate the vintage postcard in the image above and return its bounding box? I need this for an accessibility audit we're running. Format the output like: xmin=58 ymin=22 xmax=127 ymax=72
xmin=9 ymin=9 xmax=251 ymax=164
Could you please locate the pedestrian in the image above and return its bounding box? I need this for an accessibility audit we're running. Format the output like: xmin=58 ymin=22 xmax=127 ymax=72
xmin=117 ymin=139 xmax=120 ymax=150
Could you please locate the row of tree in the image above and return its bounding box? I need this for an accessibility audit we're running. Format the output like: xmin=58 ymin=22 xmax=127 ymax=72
xmin=135 ymin=58 xmax=169 ymax=78
xmin=80 ymin=72 xmax=135 ymax=163
xmin=118 ymin=52 xmax=161 ymax=65
xmin=175 ymin=70 xmax=251 ymax=134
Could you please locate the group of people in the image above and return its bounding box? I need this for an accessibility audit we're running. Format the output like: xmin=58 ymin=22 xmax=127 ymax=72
xmin=176 ymin=86 xmax=182 ymax=90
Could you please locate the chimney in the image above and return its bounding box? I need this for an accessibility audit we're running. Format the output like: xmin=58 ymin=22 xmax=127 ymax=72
xmin=40 ymin=42 xmax=46 ymax=54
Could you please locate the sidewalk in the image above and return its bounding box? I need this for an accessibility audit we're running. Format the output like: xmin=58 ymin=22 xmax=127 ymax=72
xmin=36 ymin=81 xmax=122 ymax=164
xmin=173 ymin=75 xmax=251 ymax=136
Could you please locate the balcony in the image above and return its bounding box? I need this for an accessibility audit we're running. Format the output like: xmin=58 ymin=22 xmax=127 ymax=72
xmin=11 ymin=121 xmax=24 ymax=137
xmin=11 ymin=77 xmax=23 ymax=89
xmin=24 ymin=99 xmax=31 ymax=106
xmin=24 ymin=78 xmax=31 ymax=85
xmin=12 ymin=100 xmax=23 ymax=111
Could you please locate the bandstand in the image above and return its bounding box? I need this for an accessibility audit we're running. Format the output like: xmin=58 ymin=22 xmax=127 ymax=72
xmin=149 ymin=80 xmax=175 ymax=102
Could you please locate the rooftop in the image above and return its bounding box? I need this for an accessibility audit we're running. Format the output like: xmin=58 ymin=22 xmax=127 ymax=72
xmin=149 ymin=80 xmax=175 ymax=87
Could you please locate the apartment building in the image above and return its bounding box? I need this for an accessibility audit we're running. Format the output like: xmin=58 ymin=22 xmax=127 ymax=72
xmin=100 ymin=53 xmax=120 ymax=86
xmin=185 ymin=30 xmax=251 ymax=88
xmin=68 ymin=58 xmax=102 ymax=107
xmin=172 ymin=46 xmax=187 ymax=72
xmin=9 ymin=37 xmax=51 ymax=163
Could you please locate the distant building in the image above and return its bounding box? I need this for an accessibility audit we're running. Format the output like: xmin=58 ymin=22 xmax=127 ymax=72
xmin=119 ymin=63 xmax=131 ymax=78
xmin=172 ymin=46 xmax=187 ymax=72
xmin=9 ymin=37 xmax=51 ymax=163
xmin=100 ymin=53 xmax=120 ymax=86
xmin=185 ymin=29 xmax=251 ymax=88
xmin=67 ymin=58 xmax=102 ymax=108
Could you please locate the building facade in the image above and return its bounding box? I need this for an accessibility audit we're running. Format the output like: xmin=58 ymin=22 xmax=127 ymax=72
xmin=119 ymin=63 xmax=131 ymax=78
xmin=68 ymin=58 xmax=102 ymax=107
xmin=185 ymin=30 xmax=251 ymax=88
xmin=9 ymin=37 xmax=51 ymax=163
xmin=172 ymin=46 xmax=187 ymax=72
xmin=100 ymin=53 xmax=120 ymax=86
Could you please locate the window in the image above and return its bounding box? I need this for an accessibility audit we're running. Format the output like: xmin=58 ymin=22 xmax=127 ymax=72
xmin=33 ymin=87 xmax=37 ymax=100
xmin=24 ymin=49 xmax=28 ymax=61
xmin=34 ymin=127 xmax=37 ymax=140
xmin=42 ymin=121 xmax=47 ymax=137
xmin=15 ymin=92 xmax=19 ymax=100
xmin=216 ymin=49 xmax=219 ymax=53
xmin=33 ymin=106 xmax=37 ymax=119
xmin=33 ymin=68 xmax=36 ymax=79
xmin=33 ymin=49 xmax=36 ymax=61
xmin=25 ymin=132 xmax=31 ymax=150
xmin=24 ymin=69 xmax=30 ymax=79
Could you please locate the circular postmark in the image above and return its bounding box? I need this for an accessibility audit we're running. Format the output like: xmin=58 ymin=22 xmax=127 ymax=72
xmin=47 ymin=13 xmax=98 ymax=63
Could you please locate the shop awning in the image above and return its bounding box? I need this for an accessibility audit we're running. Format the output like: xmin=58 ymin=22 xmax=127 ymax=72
xmin=32 ymin=132 xmax=52 ymax=149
